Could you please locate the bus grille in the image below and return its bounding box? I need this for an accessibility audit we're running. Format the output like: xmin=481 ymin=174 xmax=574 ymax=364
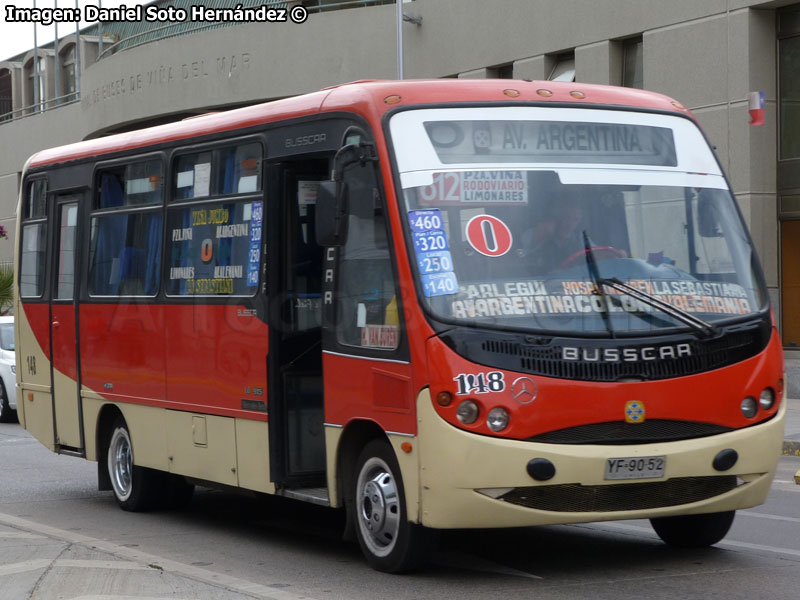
xmin=439 ymin=316 xmax=771 ymax=382
xmin=526 ymin=420 xmax=733 ymax=445
xmin=497 ymin=476 xmax=740 ymax=513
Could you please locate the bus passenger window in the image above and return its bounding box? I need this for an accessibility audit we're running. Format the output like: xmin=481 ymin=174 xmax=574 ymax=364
xmin=166 ymin=201 xmax=262 ymax=297
xmin=20 ymin=223 xmax=47 ymax=297
xmin=173 ymin=152 xmax=213 ymax=200
xmin=89 ymin=212 xmax=162 ymax=296
xmin=20 ymin=179 xmax=48 ymax=298
xmin=336 ymin=163 xmax=399 ymax=350
xmin=98 ymin=159 xmax=163 ymax=208
xmin=25 ymin=179 xmax=47 ymax=219
xmin=218 ymin=143 xmax=262 ymax=195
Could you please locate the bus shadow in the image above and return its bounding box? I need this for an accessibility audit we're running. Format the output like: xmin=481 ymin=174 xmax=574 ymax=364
xmin=157 ymin=487 xmax=732 ymax=580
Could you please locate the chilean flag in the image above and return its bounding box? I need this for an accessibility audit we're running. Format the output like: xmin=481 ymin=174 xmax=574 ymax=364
xmin=749 ymin=91 xmax=765 ymax=126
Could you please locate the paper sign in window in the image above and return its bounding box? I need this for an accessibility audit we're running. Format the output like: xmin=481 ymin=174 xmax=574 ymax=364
xmin=177 ymin=171 xmax=194 ymax=188
xmin=193 ymin=163 xmax=211 ymax=197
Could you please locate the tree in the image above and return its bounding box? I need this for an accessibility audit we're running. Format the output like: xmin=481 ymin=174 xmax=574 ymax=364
xmin=0 ymin=224 xmax=11 ymax=315
xmin=0 ymin=263 xmax=12 ymax=316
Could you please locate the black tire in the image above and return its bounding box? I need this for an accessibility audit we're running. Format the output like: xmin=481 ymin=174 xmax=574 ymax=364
xmin=352 ymin=439 xmax=437 ymax=573
xmin=0 ymin=379 xmax=17 ymax=424
xmin=107 ymin=418 xmax=161 ymax=511
xmin=650 ymin=510 xmax=735 ymax=548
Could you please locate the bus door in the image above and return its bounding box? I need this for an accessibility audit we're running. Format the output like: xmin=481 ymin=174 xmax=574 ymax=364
xmin=267 ymin=162 xmax=328 ymax=488
xmin=50 ymin=195 xmax=84 ymax=452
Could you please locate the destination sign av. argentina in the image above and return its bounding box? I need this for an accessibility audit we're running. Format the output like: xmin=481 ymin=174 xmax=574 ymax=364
xmin=425 ymin=120 xmax=678 ymax=166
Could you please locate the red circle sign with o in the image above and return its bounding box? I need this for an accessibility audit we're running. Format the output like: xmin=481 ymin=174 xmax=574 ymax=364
xmin=465 ymin=215 xmax=513 ymax=257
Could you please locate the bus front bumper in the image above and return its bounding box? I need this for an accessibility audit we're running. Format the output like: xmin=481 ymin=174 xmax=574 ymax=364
xmin=416 ymin=389 xmax=785 ymax=529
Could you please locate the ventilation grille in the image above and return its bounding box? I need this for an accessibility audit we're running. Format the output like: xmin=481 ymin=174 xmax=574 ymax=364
xmin=449 ymin=318 xmax=771 ymax=382
xmin=526 ymin=420 xmax=733 ymax=445
xmin=498 ymin=476 xmax=740 ymax=513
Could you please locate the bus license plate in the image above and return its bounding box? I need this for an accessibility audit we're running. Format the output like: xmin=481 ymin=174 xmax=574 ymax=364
xmin=605 ymin=455 xmax=666 ymax=480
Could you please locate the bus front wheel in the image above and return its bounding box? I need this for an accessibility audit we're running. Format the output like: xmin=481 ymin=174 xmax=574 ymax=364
xmin=352 ymin=439 xmax=435 ymax=573
xmin=650 ymin=510 xmax=735 ymax=548
xmin=107 ymin=419 xmax=160 ymax=511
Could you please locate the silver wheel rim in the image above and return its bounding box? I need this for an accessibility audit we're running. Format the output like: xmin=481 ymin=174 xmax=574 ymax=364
xmin=109 ymin=427 xmax=133 ymax=501
xmin=356 ymin=456 xmax=400 ymax=558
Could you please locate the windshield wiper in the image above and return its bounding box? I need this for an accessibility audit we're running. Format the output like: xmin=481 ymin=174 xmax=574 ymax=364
xmin=596 ymin=276 xmax=718 ymax=338
xmin=582 ymin=231 xmax=718 ymax=339
xmin=582 ymin=231 xmax=615 ymax=337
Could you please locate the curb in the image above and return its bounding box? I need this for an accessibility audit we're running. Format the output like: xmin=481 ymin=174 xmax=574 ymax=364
xmin=782 ymin=440 xmax=800 ymax=457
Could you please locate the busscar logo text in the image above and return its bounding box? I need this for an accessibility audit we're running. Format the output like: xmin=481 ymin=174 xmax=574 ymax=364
xmin=562 ymin=343 xmax=692 ymax=362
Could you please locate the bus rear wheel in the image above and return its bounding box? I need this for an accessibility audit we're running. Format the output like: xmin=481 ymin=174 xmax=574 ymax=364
xmin=107 ymin=418 xmax=161 ymax=511
xmin=352 ymin=439 xmax=435 ymax=573
xmin=650 ymin=510 xmax=735 ymax=548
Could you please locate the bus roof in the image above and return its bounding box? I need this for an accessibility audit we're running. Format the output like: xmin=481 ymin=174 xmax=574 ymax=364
xmin=27 ymin=79 xmax=692 ymax=170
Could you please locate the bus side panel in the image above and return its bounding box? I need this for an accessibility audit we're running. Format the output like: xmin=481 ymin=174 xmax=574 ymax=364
xmin=235 ymin=418 xmax=274 ymax=494
xmin=165 ymin=304 xmax=268 ymax=415
xmin=81 ymin=396 xmax=169 ymax=470
xmin=323 ymin=353 xmax=416 ymax=434
xmin=16 ymin=304 xmax=55 ymax=450
xmin=165 ymin=410 xmax=238 ymax=486
xmin=80 ymin=304 xmax=166 ymax=404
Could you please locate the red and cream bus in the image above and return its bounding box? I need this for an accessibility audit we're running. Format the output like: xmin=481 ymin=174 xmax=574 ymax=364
xmin=15 ymin=79 xmax=785 ymax=572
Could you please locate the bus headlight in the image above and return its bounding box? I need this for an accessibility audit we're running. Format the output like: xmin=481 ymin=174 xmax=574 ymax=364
xmin=457 ymin=400 xmax=480 ymax=425
xmin=759 ymin=388 xmax=775 ymax=410
xmin=487 ymin=407 xmax=509 ymax=432
xmin=741 ymin=397 xmax=758 ymax=418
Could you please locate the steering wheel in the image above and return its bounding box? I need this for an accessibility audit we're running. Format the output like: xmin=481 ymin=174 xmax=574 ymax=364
xmin=559 ymin=246 xmax=627 ymax=270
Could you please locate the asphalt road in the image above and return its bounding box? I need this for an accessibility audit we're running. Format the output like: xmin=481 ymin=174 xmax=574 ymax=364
xmin=2 ymin=420 xmax=800 ymax=600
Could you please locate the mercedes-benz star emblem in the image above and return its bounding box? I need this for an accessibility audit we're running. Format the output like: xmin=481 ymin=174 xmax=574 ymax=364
xmin=511 ymin=377 xmax=538 ymax=404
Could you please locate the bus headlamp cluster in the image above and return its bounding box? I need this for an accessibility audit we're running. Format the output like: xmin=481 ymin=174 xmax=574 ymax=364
xmin=741 ymin=387 xmax=776 ymax=418
xmin=487 ymin=408 xmax=509 ymax=432
xmin=456 ymin=400 xmax=479 ymax=425
xmin=455 ymin=400 xmax=511 ymax=432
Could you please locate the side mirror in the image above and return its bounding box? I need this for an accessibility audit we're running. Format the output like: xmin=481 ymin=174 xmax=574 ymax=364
xmin=315 ymin=180 xmax=349 ymax=247
xmin=697 ymin=191 xmax=723 ymax=238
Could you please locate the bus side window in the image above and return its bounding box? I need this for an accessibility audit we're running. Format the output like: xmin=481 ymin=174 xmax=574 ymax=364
xmin=336 ymin=163 xmax=398 ymax=350
xmin=20 ymin=179 xmax=48 ymax=298
xmin=89 ymin=160 xmax=164 ymax=297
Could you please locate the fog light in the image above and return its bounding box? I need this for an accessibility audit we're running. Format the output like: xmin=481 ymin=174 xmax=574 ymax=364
xmin=456 ymin=400 xmax=479 ymax=425
xmin=741 ymin=397 xmax=758 ymax=418
xmin=487 ymin=407 xmax=509 ymax=432
xmin=759 ymin=388 xmax=775 ymax=411
xmin=527 ymin=458 xmax=556 ymax=481
xmin=713 ymin=448 xmax=738 ymax=471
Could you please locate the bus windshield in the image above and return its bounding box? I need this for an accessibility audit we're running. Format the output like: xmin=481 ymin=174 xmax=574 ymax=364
xmin=390 ymin=107 xmax=767 ymax=335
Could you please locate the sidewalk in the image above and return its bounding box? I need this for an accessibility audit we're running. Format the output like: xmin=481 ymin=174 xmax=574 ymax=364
xmin=783 ymin=396 xmax=800 ymax=456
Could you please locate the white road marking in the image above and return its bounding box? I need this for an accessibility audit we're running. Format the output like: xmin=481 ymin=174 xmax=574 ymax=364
xmin=0 ymin=511 xmax=319 ymax=600
xmin=70 ymin=597 xmax=193 ymax=600
xmin=56 ymin=559 xmax=150 ymax=570
xmin=739 ymin=511 xmax=800 ymax=524
xmin=0 ymin=530 xmax=45 ymax=539
xmin=0 ymin=558 xmax=147 ymax=576
xmin=581 ymin=521 xmax=800 ymax=560
xmin=0 ymin=558 xmax=53 ymax=576
xmin=719 ymin=539 xmax=800 ymax=559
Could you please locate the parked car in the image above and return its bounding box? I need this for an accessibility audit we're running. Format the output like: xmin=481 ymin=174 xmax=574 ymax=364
xmin=0 ymin=316 xmax=17 ymax=423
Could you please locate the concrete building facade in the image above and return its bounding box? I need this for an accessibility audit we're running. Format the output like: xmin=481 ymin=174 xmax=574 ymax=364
xmin=1 ymin=0 xmax=800 ymax=387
